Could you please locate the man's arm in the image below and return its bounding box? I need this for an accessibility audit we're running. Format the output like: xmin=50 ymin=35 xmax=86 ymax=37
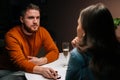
xmin=40 ymin=27 xmax=59 ymax=63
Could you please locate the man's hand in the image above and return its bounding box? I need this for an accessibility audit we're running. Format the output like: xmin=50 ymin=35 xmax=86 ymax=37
xmin=33 ymin=66 xmax=58 ymax=80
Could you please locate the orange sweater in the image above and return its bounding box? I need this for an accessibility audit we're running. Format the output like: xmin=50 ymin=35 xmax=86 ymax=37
xmin=0 ymin=26 xmax=59 ymax=73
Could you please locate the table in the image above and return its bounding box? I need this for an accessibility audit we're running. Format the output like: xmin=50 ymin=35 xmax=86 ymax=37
xmin=25 ymin=53 xmax=70 ymax=80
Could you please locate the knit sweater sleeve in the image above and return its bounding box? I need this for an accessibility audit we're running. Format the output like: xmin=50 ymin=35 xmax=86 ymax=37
xmin=5 ymin=28 xmax=35 ymax=73
xmin=39 ymin=27 xmax=59 ymax=63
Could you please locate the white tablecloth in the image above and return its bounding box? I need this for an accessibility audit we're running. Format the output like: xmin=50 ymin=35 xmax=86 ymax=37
xmin=25 ymin=53 xmax=70 ymax=80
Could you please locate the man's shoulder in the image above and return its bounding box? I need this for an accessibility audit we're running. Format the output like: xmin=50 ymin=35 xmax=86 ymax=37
xmin=7 ymin=26 xmax=21 ymax=33
xmin=38 ymin=26 xmax=49 ymax=33
xmin=6 ymin=26 xmax=21 ymax=36
xmin=39 ymin=26 xmax=47 ymax=31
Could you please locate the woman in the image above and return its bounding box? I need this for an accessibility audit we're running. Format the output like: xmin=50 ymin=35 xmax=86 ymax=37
xmin=66 ymin=3 xmax=120 ymax=80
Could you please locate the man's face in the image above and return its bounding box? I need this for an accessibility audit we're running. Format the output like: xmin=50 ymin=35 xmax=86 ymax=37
xmin=20 ymin=9 xmax=40 ymax=33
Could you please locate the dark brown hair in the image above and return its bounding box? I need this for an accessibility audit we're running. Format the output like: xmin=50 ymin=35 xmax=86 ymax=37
xmin=78 ymin=3 xmax=120 ymax=80
xmin=20 ymin=3 xmax=40 ymax=17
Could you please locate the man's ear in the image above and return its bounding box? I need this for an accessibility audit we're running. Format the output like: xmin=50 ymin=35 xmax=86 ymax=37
xmin=20 ymin=16 xmax=23 ymax=23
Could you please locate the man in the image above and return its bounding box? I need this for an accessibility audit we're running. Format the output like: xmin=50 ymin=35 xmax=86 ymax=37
xmin=0 ymin=3 xmax=59 ymax=80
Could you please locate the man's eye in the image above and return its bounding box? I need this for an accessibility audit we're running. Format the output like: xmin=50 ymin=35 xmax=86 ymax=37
xmin=37 ymin=17 xmax=40 ymax=19
xmin=28 ymin=17 xmax=34 ymax=19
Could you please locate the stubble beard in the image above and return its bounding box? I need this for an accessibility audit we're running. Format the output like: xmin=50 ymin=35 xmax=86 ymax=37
xmin=23 ymin=24 xmax=39 ymax=33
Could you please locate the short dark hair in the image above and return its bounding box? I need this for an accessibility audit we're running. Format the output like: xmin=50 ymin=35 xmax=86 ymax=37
xmin=20 ymin=3 xmax=40 ymax=17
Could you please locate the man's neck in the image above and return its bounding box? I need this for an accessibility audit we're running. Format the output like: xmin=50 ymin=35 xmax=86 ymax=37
xmin=21 ymin=25 xmax=33 ymax=36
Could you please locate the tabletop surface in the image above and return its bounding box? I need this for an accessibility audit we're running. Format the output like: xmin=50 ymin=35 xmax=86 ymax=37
xmin=25 ymin=52 xmax=70 ymax=80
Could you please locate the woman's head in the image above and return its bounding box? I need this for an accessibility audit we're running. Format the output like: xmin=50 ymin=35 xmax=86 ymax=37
xmin=78 ymin=3 xmax=117 ymax=49
xmin=77 ymin=3 xmax=120 ymax=79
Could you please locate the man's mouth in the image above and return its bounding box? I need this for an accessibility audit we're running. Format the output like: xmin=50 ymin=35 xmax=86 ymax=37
xmin=32 ymin=25 xmax=38 ymax=28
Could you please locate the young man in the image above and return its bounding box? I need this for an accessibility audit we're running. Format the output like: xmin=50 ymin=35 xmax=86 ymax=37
xmin=0 ymin=3 xmax=59 ymax=80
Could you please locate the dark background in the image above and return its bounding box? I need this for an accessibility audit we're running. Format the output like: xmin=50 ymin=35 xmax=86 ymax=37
xmin=0 ymin=0 xmax=120 ymax=52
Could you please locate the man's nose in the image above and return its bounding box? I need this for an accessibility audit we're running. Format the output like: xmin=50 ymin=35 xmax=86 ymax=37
xmin=33 ymin=18 xmax=38 ymax=23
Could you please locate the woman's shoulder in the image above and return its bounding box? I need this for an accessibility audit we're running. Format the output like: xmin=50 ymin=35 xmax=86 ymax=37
xmin=70 ymin=48 xmax=86 ymax=63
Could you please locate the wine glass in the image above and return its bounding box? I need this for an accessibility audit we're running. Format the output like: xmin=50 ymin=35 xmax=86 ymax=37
xmin=62 ymin=42 xmax=69 ymax=67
